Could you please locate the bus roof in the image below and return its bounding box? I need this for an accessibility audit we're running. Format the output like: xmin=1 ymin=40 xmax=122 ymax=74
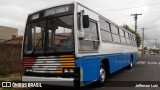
xmin=28 ymin=1 xmax=136 ymax=36
xmin=28 ymin=2 xmax=76 ymax=15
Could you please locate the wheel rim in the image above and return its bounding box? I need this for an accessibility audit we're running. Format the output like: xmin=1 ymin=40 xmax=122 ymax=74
xmin=100 ymin=67 xmax=106 ymax=83
xmin=130 ymin=60 xmax=133 ymax=67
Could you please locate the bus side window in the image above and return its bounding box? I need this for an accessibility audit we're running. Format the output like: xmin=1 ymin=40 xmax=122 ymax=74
xmin=79 ymin=20 xmax=99 ymax=51
xmin=130 ymin=34 xmax=133 ymax=46
xmin=119 ymin=29 xmax=126 ymax=44
xmin=111 ymin=24 xmax=120 ymax=43
xmin=99 ymin=17 xmax=112 ymax=42
xmin=125 ymin=32 xmax=130 ymax=45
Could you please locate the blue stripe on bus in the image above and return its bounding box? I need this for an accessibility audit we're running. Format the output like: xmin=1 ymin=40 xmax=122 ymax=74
xmin=76 ymin=52 xmax=138 ymax=85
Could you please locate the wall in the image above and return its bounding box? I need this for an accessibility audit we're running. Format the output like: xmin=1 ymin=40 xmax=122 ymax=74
xmin=0 ymin=43 xmax=22 ymax=74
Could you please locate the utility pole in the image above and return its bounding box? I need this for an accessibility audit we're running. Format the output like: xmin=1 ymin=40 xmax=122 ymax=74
xmin=140 ymin=28 xmax=146 ymax=56
xmin=131 ymin=13 xmax=142 ymax=32
xmin=155 ymin=39 xmax=158 ymax=49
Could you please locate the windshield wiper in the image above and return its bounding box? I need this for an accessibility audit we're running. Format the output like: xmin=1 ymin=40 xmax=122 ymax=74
xmin=31 ymin=37 xmax=43 ymax=54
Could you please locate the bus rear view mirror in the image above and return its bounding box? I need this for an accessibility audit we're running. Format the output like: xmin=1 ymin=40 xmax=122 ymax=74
xmin=83 ymin=15 xmax=90 ymax=28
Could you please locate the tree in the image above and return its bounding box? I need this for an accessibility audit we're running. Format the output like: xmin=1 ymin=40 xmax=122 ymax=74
xmin=122 ymin=24 xmax=141 ymax=47
xmin=144 ymin=47 xmax=148 ymax=50
xmin=150 ymin=49 xmax=159 ymax=54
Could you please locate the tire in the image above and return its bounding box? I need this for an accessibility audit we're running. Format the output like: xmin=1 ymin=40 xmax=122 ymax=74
xmin=97 ymin=64 xmax=107 ymax=86
xmin=128 ymin=57 xmax=133 ymax=69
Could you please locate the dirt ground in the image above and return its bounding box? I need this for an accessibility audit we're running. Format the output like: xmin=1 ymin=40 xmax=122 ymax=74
xmin=0 ymin=73 xmax=21 ymax=81
xmin=0 ymin=73 xmax=22 ymax=90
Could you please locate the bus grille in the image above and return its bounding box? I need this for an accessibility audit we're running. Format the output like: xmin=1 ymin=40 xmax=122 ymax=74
xmin=23 ymin=55 xmax=75 ymax=74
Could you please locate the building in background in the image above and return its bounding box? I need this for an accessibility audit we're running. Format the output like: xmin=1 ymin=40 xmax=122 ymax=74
xmin=0 ymin=25 xmax=18 ymax=43
xmin=4 ymin=36 xmax=23 ymax=45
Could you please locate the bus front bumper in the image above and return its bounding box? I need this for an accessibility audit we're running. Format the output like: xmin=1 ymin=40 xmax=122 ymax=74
xmin=22 ymin=76 xmax=75 ymax=87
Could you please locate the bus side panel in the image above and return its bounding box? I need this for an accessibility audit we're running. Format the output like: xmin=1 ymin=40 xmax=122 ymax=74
xmin=76 ymin=56 xmax=100 ymax=85
xmin=133 ymin=52 xmax=138 ymax=63
xmin=117 ymin=54 xmax=128 ymax=69
xmin=108 ymin=56 xmax=118 ymax=74
xmin=108 ymin=53 xmax=130 ymax=74
xmin=76 ymin=52 xmax=138 ymax=86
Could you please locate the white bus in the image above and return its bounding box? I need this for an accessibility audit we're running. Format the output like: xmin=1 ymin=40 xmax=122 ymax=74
xmin=22 ymin=2 xmax=138 ymax=87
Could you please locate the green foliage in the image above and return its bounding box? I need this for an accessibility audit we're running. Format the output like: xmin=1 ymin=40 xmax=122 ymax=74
xmin=122 ymin=24 xmax=141 ymax=47
xmin=150 ymin=49 xmax=159 ymax=53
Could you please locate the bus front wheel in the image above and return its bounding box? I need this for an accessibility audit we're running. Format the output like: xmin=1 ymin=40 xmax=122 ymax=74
xmin=97 ymin=64 xmax=106 ymax=86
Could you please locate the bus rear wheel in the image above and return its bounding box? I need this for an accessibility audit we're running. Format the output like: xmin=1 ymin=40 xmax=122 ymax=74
xmin=97 ymin=64 xmax=106 ymax=86
xmin=128 ymin=57 xmax=133 ymax=69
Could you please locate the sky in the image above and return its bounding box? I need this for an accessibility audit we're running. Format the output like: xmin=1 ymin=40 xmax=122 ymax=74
xmin=0 ymin=0 xmax=160 ymax=48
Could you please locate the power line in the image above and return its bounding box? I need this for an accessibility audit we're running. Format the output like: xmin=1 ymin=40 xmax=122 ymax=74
xmin=144 ymin=37 xmax=155 ymax=47
xmin=98 ymin=1 xmax=160 ymax=12
xmin=145 ymin=29 xmax=160 ymax=35
xmin=146 ymin=25 xmax=160 ymax=29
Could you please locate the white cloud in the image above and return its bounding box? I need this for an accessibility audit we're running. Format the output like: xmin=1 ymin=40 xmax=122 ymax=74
xmin=0 ymin=0 xmax=160 ymax=48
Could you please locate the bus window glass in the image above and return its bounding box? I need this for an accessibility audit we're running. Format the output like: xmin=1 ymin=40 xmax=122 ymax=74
xmin=99 ymin=18 xmax=110 ymax=32
xmin=24 ymin=15 xmax=74 ymax=54
xmin=121 ymin=37 xmax=126 ymax=44
xmin=111 ymin=24 xmax=119 ymax=34
xmin=47 ymin=15 xmax=74 ymax=52
xmin=112 ymin=34 xmax=120 ymax=43
xmin=24 ymin=21 xmax=46 ymax=53
xmin=119 ymin=29 xmax=125 ymax=37
xmin=126 ymin=38 xmax=130 ymax=45
xmin=100 ymin=30 xmax=112 ymax=42
xmin=125 ymin=32 xmax=129 ymax=38
xmin=84 ymin=21 xmax=98 ymax=40
xmin=80 ymin=21 xmax=99 ymax=51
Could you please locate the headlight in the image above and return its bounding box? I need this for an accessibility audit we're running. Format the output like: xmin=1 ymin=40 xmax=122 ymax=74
xmin=63 ymin=68 xmax=74 ymax=73
xmin=26 ymin=69 xmax=29 ymax=72
xmin=25 ymin=68 xmax=33 ymax=72
xmin=69 ymin=69 xmax=74 ymax=73
xmin=64 ymin=69 xmax=69 ymax=73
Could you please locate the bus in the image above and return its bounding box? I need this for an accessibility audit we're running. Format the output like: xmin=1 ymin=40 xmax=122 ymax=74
xmin=22 ymin=2 xmax=138 ymax=87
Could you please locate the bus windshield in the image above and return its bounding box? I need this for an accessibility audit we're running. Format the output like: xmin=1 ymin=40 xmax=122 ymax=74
xmin=24 ymin=15 xmax=74 ymax=54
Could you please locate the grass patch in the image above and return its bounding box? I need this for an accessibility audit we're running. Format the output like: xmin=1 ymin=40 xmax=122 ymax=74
xmin=20 ymin=70 xmax=24 ymax=76
xmin=1 ymin=87 xmax=34 ymax=90
xmin=0 ymin=72 xmax=9 ymax=77
xmin=1 ymin=87 xmax=12 ymax=90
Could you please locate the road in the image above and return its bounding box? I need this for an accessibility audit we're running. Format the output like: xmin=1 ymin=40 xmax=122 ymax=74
xmin=14 ymin=55 xmax=160 ymax=90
